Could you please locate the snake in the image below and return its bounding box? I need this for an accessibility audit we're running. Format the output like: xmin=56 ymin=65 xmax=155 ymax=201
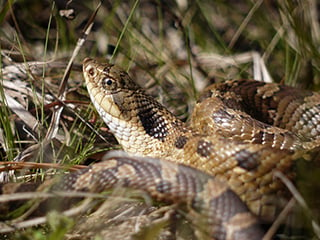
xmin=2 ymin=58 xmax=320 ymax=239
xmin=82 ymin=58 xmax=320 ymax=237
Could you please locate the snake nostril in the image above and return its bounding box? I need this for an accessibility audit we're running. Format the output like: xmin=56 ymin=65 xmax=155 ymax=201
xmin=88 ymin=67 xmax=95 ymax=76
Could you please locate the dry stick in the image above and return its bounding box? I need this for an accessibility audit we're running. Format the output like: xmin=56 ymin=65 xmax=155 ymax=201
xmin=45 ymin=2 xmax=101 ymax=140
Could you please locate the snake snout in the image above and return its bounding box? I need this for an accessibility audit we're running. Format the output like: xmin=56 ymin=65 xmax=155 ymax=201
xmin=83 ymin=57 xmax=94 ymax=67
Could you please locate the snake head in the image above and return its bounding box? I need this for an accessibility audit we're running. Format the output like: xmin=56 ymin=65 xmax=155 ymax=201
xmin=83 ymin=58 xmax=140 ymax=93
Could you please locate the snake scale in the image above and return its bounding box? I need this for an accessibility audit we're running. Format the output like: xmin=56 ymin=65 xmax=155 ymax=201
xmin=2 ymin=58 xmax=320 ymax=239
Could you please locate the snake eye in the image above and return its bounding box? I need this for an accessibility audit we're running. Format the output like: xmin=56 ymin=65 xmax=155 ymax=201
xmin=102 ymin=78 xmax=116 ymax=90
xmin=105 ymin=78 xmax=113 ymax=85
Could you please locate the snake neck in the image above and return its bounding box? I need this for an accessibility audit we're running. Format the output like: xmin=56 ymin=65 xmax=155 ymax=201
xmin=92 ymin=89 xmax=191 ymax=158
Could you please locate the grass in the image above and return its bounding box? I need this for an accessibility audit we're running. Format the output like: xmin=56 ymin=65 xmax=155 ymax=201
xmin=0 ymin=0 xmax=320 ymax=239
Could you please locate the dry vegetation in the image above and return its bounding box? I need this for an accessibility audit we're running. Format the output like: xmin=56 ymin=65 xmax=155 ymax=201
xmin=0 ymin=0 xmax=320 ymax=239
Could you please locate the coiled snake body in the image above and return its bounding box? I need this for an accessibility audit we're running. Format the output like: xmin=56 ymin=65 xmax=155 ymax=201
xmin=3 ymin=58 xmax=320 ymax=240
xmin=81 ymin=58 xmax=320 ymax=238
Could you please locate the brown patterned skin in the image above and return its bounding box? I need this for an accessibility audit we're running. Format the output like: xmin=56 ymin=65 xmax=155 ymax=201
xmin=0 ymin=153 xmax=263 ymax=239
xmin=83 ymin=58 xmax=320 ymax=222
xmin=84 ymin=58 xmax=320 ymax=238
xmin=55 ymin=152 xmax=264 ymax=240
xmin=194 ymin=80 xmax=320 ymax=149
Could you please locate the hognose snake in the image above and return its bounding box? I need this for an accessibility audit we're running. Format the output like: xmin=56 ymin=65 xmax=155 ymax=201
xmin=2 ymin=58 xmax=320 ymax=240
xmin=82 ymin=58 xmax=320 ymax=239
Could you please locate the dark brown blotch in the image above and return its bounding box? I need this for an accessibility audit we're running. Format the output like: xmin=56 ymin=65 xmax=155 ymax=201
xmin=197 ymin=140 xmax=213 ymax=158
xmin=191 ymin=196 xmax=205 ymax=212
xmin=252 ymin=131 xmax=276 ymax=145
xmin=251 ymin=131 xmax=264 ymax=145
xmin=137 ymin=104 xmax=168 ymax=142
xmin=212 ymin=107 xmax=235 ymax=124
xmin=234 ymin=149 xmax=259 ymax=171
xmin=209 ymin=188 xmax=249 ymax=220
xmin=156 ymin=180 xmax=173 ymax=194
xmin=175 ymin=135 xmax=188 ymax=149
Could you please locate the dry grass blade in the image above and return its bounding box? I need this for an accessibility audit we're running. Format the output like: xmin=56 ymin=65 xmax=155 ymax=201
xmin=228 ymin=0 xmax=264 ymax=49
xmin=274 ymin=171 xmax=320 ymax=238
xmin=263 ymin=198 xmax=296 ymax=240
xmin=197 ymin=51 xmax=273 ymax=82
xmin=4 ymin=91 xmax=40 ymax=132
xmin=0 ymin=161 xmax=87 ymax=172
